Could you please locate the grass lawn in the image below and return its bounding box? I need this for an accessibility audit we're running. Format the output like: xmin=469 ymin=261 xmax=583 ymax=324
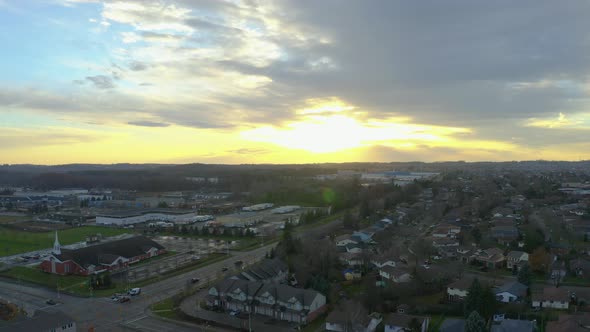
xmin=0 ymin=226 xmax=132 ymax=257
xmin=151 ymin=297 xmax=181 ymax=320
xmin=0 ymin=253 xmax=229 ymax=297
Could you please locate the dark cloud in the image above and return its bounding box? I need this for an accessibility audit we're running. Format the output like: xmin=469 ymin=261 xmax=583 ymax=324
xmin=127 ymin=120 xmax=170 ymax=127
xmin=128 ymin=61 xmax=148 ymax=71
xmin=85 ymin=75 xmax=115 ymax=89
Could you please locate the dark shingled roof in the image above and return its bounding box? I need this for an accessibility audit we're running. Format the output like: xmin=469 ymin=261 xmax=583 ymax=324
xmin=56 ymin=235 xmax=164 ymax=268
xmin=384 ymin=313 xmax=426 ymax=328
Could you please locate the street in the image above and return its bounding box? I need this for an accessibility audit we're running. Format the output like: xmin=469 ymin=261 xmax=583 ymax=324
xmin=0 ymin=243 xmax=276 ymax=331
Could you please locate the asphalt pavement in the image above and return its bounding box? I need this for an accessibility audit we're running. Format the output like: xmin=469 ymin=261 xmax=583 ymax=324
xmin=0 ymin=243 xmax=276 ymax=331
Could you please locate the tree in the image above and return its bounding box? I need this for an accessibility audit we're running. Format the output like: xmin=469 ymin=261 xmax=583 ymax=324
xmin=529 ymin=247 xmax=551 ymax=274
xmin=464 ymin=279 xmax=482 ymax=317
xmin=479 ymin=286 xmax=497 ymax=321
xmin=408 ymin=318 xmax=422 ymax=332
xmin=158 ymin=201 xmax=169 ymax=208
xmin=465 ymin=311 xmax=486 ymax=332
xmin=517 ymin=264 xmax=532 ymax=286
xmin=471 ymin=228 xmax=482 ymax=244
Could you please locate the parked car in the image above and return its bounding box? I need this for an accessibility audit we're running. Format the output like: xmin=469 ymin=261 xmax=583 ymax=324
xmin=229 ymin=310 xmax=241 ymax=316
xmin=45 ymin=299 xmax=56 ymax=305
xmin=111 ymin=293 xmax=122 ymax=301
xmin=221 ymin=267 xmax=228 ymax=272
xmin=191 ymin=277 xmax=200 ymax=284
xmin=118 ymin=296 xmax=130 ymax=303
xmin=191 ymin=255 xmax=201 ymax=261
xmin=128 ymin=288 xmax=141 ymax=296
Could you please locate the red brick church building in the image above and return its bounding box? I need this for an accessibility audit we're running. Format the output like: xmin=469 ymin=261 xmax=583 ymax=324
xmin=40 ymin=233 xmax=165 ymax=276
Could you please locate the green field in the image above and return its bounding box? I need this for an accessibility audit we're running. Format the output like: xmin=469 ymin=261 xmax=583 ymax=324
xmin=0 ymin=226 xmax=131 ymax=257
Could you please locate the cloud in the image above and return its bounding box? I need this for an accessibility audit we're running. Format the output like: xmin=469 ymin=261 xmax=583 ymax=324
xmin=128 ymin=61 xmax=148 ymax=71
xmin=127 ymin=120 xmax=170 ymax=127
xmin=85 ymin=75 xmax=115 ymax=89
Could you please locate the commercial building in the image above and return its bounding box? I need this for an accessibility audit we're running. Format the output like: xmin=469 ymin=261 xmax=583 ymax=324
xmin=96 ymin=208 xmax=201 ymax=226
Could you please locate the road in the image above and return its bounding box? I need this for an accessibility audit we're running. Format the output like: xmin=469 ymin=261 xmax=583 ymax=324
xmin=0 ymin=243 xmax=276 ymax=331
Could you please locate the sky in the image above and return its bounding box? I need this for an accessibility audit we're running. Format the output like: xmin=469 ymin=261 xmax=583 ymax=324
xmin=1 ymin=0 xmax=590 ymax=164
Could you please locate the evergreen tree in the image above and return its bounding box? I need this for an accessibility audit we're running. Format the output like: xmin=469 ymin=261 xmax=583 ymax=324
xmin=517 ymin=264 xmax=532 ymax=286
xmin=464 ymin=279 xmax=482 ymax=317
xmin=465 ymin=311 xmax=486 ymax=332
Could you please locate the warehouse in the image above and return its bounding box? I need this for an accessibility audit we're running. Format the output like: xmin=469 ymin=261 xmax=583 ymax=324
xmin=96 ymin=209 xmax=201 ymax=226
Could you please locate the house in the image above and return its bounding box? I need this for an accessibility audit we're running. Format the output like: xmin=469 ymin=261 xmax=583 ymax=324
xmin=0 ymin=310 xmax=76 ymax=332
xmin=532 ymin=287 xmax=570 ymax=310
xmin=494 ymin=281 xmax=527 ymax=303
xmin=40 ymin=234 xmax=165 ymax=276
xmin=439 ymin=318 xmax=465 ymax=332
xmin=379 ymin=266 xmax=412 ymax=283
xmin=550 ymin=260 xmax=567 ymax=281
xmin=570 ymin=258 xmax=590 ymax=277
xmin=339 ymin=252 xmax=363 ymax=267
xmin=491 ymin=226 xmax=519 ymax=245
xmin=371 ymin=256 xmax=397 ymax=269
xmin=325 ymin=307 xmax=382 ymax=332
xmin=506 ymin=251 xmax=529 ymax=270
xmin=447 ymin=277 xmax=474 ymax=301
xmin=491 ymin=319 xmax=535 ymax=332
xmin=546 ymin=313 xmax=590 ymax=332
xmin=474 ymin=248 xmax=505 ymax=269
xmin=351 ymin=231 xmax=375 ymax=244
xmin=384 ymin=313 xmax=429 ymax=332
xmin=432 ymin=237 xmax=460 ymax=248
xmin=237 ymin=258 xmax=288 ymax=283
xmin=335 ymin=234 xmax=355 ymax=246
xmin=432 ymin=224 xmax=461 ymax=238
xmin=207 ymin=279 xmax=327 ymax=324
xmin=345 ymin=242 xmax=364 ymax=254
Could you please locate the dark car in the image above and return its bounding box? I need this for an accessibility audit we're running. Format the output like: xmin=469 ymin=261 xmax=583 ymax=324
xmin=118 ymin=296 xmax=131 ymax=303
xmin=46 ymin=299 xmax=56 ymax=305
xmin=221 ymin=267 xmax=228 ymax=272
xmin=191 ymin=277 xmax=200 ymax=284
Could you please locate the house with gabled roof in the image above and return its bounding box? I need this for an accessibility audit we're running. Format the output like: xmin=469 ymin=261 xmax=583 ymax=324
xmin=384 ymin=313 xmax=429 ymax=332
xmin=532 ymin=287 xmax=570 ymax=310
xmin=506 ymin=251 xmax=529 ymax=271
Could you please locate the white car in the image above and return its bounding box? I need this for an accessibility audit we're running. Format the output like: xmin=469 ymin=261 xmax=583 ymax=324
xmin=128 ymin=288 xmax=141 ymax=296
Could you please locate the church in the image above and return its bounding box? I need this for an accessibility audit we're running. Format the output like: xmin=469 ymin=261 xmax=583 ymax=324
xmin=40 ymin=233 xmax=165 ymax=276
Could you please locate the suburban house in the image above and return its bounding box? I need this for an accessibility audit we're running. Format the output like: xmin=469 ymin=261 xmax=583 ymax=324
xmin=447 ymin=277 xmax=474 ymax=301
xmin=351 ymin=230 xmax=375 ymax=244
xmin=384 ymin=313 xmax=429 ymax=332
xmin=345 ymin=243 xmax=364 ymax=254
xmin=432 ymin=224 xmax=461 ymax=238
xmin=506 ymin=251 xmax=529 ymax=270
xmin=490 ymin=319 xmax=535 ymax=332
xmin=40 ymin=234 xmax=165 ymax=276
xmin=432 ymin=237 xmax=460 ymax=248
xmin=207 ymin=279 xmax=327 ymax=324
xmin=371 ymin=256 xmax=397 ymax=269
xmin=339 ymin=252 xmax=363 ymax=267
xmin=494 ymin=281 xmax=527 ymax=303
xmin=569 ymin=258 xmax=590 ymax=277
xmin=379 ymin=266 xmax=412 ymax=283
xmin=474 ymin=248 xmax=505 ymax=269
xmin=532 ymin=287 xmax=570 ymax=310
xmin=335 ymin=235 xmax=358 ymax=249
xmin=325 ymin=308 xmax=382 ymax=332
xmin=235 ymin=258 xmax=288 ymax=283
xmin=491 ymin=226 xmax=519 ymax=245
xmin=550 ymin=260 xmax=567 ymax=280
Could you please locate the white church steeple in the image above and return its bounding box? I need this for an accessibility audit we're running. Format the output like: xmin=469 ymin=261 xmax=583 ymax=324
xmin=53 ymin=231 xmax=61 ymax=255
